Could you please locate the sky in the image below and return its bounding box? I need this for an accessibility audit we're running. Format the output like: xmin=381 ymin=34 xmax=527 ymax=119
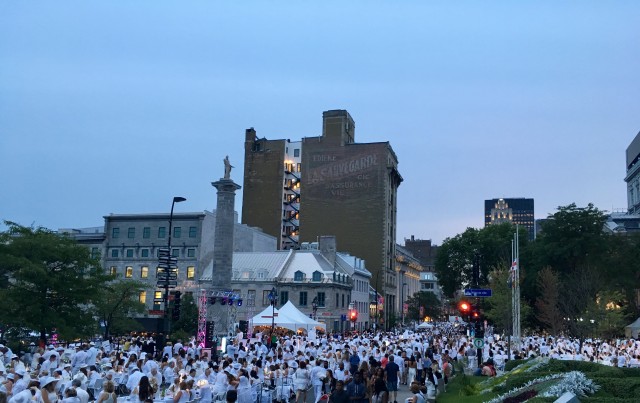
xmin=1 ymin=1 xmax=638 ymax=244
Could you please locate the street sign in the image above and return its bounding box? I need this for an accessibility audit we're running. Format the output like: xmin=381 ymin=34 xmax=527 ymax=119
xmin=473 ymin=338 xmax=484 ymax=349
xmin=157 ymin=274 xmax=178 ymax=280
xmin=464 ymin=288 xmax=493 ymax=297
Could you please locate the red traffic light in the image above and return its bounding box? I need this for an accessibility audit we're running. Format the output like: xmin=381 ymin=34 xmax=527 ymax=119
xmin=349 ymin=310 xmax=358 ymax=322
xmin=458 ymin=301 xmax=471 ymax=312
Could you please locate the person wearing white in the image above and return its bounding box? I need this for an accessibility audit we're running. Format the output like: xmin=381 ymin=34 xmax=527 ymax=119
xmin=309 ymin=360 xmax=326 ymax=403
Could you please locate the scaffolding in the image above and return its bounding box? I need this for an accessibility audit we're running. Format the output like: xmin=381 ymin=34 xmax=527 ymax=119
xmin=196 ymin=288 xmax=208 ymax=347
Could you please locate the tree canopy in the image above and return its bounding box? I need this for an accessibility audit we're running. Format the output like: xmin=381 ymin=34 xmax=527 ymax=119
xmin=0 ymin=222 xmax=111 ymax=342
xmin=435 ymin=203 xmax=638 ymax=338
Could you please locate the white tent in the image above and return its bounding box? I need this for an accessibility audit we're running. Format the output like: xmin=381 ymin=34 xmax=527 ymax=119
xmin=251 ymin=305 xmax=304 ymax=332
xmin=625 ymin=317 xmax=640 ymax=338
xmin=279 ymin=301 xmax=327 ymax=332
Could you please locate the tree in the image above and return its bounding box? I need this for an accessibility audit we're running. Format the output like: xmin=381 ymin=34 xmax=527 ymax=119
xmin=533 ymin=203 xmax=608 ymax=276
xmin=406 ymin=292 xmax=442 ymax=322
xmin=435 ymin=223 xmax=527 ymax=297
xmin=0 ymin=222 xmax=110 ymax=343
xmin=171 ymin=292 xmax=198 ymax=336
xmin=483 ymin=264 xmax=531 ymax=334
xmin=95 ymin=279 xmax=147 ymax=338
xmin=535 ymin=267 xmax=564 ymax=336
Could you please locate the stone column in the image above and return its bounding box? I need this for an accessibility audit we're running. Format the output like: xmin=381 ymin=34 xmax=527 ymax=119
xmin=209 ymin=178 xmax=241 ymax=338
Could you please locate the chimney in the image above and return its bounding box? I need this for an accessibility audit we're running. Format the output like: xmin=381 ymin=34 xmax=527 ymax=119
xmin=322 ymin=110 xmax=355 ymax=145
xmin=319 ymin=235 xmax=337 ymax=266
xmin=245 ymin=127 xmax=257 ymax=142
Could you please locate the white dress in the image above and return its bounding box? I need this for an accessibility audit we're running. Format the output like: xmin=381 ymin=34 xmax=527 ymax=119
xmin=237 ymin=377 xmax=252 ymax=403
xmin=294 ymin=369 xmax=309 ymax=391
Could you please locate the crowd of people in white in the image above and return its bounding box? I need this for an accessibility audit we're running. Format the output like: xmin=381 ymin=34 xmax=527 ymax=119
xmin=0 ymin=322 xmax=639 ymax=403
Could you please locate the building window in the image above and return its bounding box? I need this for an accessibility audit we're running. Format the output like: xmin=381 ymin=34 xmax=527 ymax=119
xmin=312 ymin=271 xmax=322 ymax=282
xmin=141 ymin=266 xmax=149 ymax=278
xmin=300 ymin=291 xmax=308 ymax=306
xmin=294 ymin=149 xmax=300 ymax=157
xmin=187 ymin=266 xmax=195 ymax=279
xmin=158 ymin=227 xmax=166 ymax=238
xmin=187 ymin=248 xmax=195 ymax=258
xmin=247 ymin=290 xmax=256 ymax=306
xmin=189 ymin=226 xmax=197 ymax=238
xmin=143 ymin=227 xmax=150 ymax=239
xmin=141 ymin=249 xmax=149 ymax=258
xmin=317 ymin=292 xmax=325 ymax=307
xmin=139 ymin=291 xmax=146 ymax=304
xmin=128 ymin=227 xmax=135 ymax=238
xmin=342 ymin=294 xmax=345 ymax=308
xmin=294 ymin=271 xmax=304 ymax=281
xmin=111 ymin=249 xmax=119 ymax=258
xmin=173 ymin=227 xmax=181 ymax=238
xmin=280 ymin=291 xmax=289 ymax=306
xmin=91 ymin=247 xmax=100 ymax=259
xmin=263 ymin=290 xmax=271 ymax=306
xmin=112 ymin=228 xmax=120 ymax=238
xmin=172 ymin=248 xmax=179 ymax=257
xmin=109 ymin=266 xmax=117 ymax=276
xmin=126 ymin=249 xmax=134 ymax=258
xmin=156 ymin=267 xmax=162 ymax=277
xmin=125 ymin=266 xmax=133 ymax=278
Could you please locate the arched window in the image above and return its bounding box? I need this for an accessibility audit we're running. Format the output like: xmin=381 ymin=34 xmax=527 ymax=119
xmin=312 ymin=271 xmax=323 ymax=282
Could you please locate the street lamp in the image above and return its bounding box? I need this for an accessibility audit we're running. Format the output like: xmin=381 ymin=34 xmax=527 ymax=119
xmin=401 ymin=282 xmax=408 ymax=326
xmin=161 ymin=196 xmax=186 ymax=340
xmin=268 ymin=286 xmax=277 ymax=348
xmin=312 ymin=297 xmax=318 ymax=319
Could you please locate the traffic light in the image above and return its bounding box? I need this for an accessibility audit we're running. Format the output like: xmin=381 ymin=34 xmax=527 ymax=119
xmin=349 ymin=309 xmax=358 ymax=322
xmin=458 ymin=301 xmax=471 ymax=314
xmin=172 ymin=291 xmax=182 ymax=321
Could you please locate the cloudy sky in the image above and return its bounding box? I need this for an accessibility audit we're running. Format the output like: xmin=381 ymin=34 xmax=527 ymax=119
xmin=1 ymin=1 xmax=638 ymax=244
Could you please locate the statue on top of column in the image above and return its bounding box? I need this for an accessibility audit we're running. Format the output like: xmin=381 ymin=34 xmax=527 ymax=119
xmin=224 ymin=155 xmax=233 ymax=179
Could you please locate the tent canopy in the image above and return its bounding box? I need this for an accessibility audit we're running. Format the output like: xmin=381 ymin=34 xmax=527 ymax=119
xmin=251 ymin=302 xmax=326 ymax=333
xmin=625 ymin=317 xmax=640 ymax=338
xmin=279 ymin=301 xmax=326 ymax=332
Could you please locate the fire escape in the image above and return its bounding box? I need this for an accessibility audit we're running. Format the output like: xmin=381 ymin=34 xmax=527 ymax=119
xmin=282 ymin=164 xmax=301 ymax=249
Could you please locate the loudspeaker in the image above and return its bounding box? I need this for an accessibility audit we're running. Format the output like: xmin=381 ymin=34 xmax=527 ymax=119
xmin=239 ymin=320 xmax=249 ymax=333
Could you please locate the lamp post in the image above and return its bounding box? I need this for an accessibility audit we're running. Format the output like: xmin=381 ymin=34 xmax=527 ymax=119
xmin=312 ymin=297 xmax=318 ymax=320
xmin=268 ymin=286 xmax=277 ymax=348
xmin=162 ymin=196 xmax=186 ymax=340
xmin=401 ymin=282 xmax=407 ymax=326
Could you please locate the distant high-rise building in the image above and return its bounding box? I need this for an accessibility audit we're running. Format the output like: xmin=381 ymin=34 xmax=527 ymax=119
xmin=242 ymin=110 xmax=402 ymax=327
xmin=625 ymin=131 xmax=640 ymax=214
xmin=484 ymin=198 xmax=535 ymax=240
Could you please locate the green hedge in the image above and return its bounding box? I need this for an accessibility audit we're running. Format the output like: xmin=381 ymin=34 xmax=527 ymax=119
xmin=505 ymin=358 xmax=533 ymax=371
xmin=539 ymin=360 xmax=640 ymax=378
xmin=583 ymin=398 xmax=640 ymax=403
xmin=589 ymin=377 xmax=640 ymax=398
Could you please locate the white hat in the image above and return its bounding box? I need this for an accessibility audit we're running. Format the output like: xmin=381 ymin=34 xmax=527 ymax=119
xmin=47 ymin=345 xmax=55 ymax=349
xmin=42 ymin=377 xmax=59 ymax=387
xmin=15 ymin=369 xmax=26 ymax=377
xmin=232 ymin=363 xmax=241 ymax=370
